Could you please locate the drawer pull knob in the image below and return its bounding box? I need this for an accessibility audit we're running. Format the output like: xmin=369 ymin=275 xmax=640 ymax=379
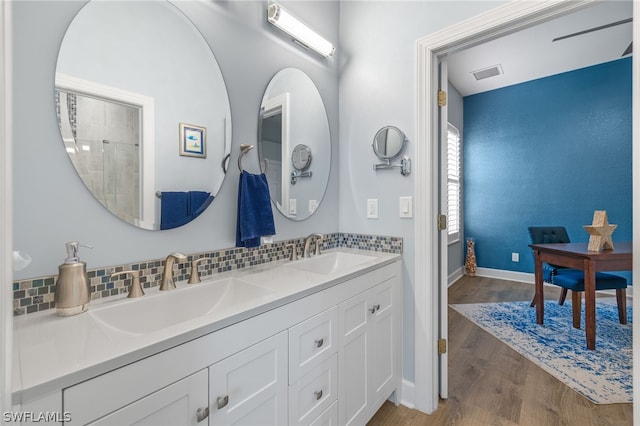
xmin=370 ymin=304 xmax=380 ymax=313
xmin=314 ymin=390 xmax=323 ymax=400
xmin=217 ymin=395 xmax=229 ymax=409
xmin=315 ymin=338 xmax=324 ymax=348
xmin=196 ymin=406 xmax=209 ymax=422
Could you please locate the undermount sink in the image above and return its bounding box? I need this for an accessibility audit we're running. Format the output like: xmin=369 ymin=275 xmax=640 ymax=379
xmin=89 ymin=277 xmax=272 ymax=335
xmin=286 ymin=251 xmax=377 ymax=275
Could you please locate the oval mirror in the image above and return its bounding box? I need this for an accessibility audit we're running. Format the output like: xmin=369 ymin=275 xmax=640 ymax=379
xmin=292 ymin=144 xmax=312 ymax=171
xmin=55 ymin=0 xmax=231 ymax=230
xmin=372 ymin=126 xmax=406 ymax=159
xmin=258 ymin=68 xmax=330 ymax=221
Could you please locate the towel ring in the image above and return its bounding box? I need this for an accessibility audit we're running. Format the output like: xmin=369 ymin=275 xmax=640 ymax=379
xmin=237 ymin=144 xmax=268 ymax=173
xmin=238 ymin=144 xmax=254 ymax=172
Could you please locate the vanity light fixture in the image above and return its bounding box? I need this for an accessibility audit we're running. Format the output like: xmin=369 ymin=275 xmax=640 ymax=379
xmin=267 ymin=2 xmax=335 ymax=58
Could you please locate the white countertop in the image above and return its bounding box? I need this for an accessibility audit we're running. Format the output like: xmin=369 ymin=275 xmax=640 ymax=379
xmin=12 ymin=249 xmax=400 ymax=404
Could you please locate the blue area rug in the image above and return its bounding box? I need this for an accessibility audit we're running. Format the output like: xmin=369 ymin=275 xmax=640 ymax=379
xmin=450 ymin=298 xmax=632 ymax=404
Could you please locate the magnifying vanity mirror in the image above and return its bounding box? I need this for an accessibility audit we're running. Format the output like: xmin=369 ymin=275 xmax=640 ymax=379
xmin=292 ymin=144 xmax=312 ymax=171
xmin=373 ymin=126 xmax=405 ymax=159
xmin=55 ymin=0 xmax=232 ymax=230
xmin=290 ymin=144 xmax=312 ymax=185
xmin=258 ymin=68 xmax=331 ymax=220
xmin=372 ymin=126 xmax=411 ymax=176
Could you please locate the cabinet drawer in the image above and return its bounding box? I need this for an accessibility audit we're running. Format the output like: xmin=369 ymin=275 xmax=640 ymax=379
xmin=310 ymin=401 xmax=338 ymax=426
xmin=288 ymin=354 xmax=337 ymax=426
xmin=288 ymin=306 xmax=337 ymax=383
xmin=88 ymin=369 xmax=208 ymax=426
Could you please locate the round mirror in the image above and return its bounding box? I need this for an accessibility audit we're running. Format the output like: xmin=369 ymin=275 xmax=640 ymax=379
xmin=292 ymin=144 xmax=312 ymax=171
xmin=372 ymin=126 xmax=406 ymax=159
xmin=55 ymin=0 xmax=231 ymax=230
xmin=258 ymin=68 xmax=330 ymax=221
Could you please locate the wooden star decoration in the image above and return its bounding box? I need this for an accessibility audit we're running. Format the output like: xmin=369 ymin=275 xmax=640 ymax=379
xmin=583 ymin=210 xmax=617 ymax=251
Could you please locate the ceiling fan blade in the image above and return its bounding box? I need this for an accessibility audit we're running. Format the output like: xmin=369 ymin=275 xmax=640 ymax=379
xmin=553 ymin=17 xmax=632 ymax=42
xmin=622 ymin=41 xmax=632 ymax=57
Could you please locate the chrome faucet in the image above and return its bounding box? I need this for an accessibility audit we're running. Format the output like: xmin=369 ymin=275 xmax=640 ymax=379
xmin=159 ymin=252 xmax=187 ymax=290
xmin=303 ymin=233 xmax=324 ymax=258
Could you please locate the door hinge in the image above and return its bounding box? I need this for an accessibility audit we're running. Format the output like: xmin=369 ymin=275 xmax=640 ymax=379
xmin=438 ymin=338 xmax=447 ymax=354
xmin=438 ymin=90 xmax=447 ymax=107
xmin=437 ymin=214 xmax=447 ymax=231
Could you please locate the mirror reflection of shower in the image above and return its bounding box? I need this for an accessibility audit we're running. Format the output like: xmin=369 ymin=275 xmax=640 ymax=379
xmin=56 ymin=90 xmax=141 ymax=226
xmin=260 ymin=108 xmax=284 ymax=208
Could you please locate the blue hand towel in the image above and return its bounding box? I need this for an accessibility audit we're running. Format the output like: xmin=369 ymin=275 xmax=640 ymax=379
xmin=236 ymin=171 xmax=276 ymax=248
xmin=190 ymin=191 xmax=213 ymax=219
xmin=160 ymin=191 xmax=191 ymax=230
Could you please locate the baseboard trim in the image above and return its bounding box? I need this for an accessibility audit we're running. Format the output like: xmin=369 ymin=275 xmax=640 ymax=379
xmin=476 ymin=267 xmax=534 ymax=283
xmin=448 ymin=267 xmax=464 ymax=287
xmin=399 ymin=379 xmax=416 ymax=409
xmin=474 ymin=267 xmax=631 ymax=298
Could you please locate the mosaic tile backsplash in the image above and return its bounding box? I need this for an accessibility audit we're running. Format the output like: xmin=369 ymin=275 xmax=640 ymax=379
xmin=13 ymin=233 xmax=402 ymax=316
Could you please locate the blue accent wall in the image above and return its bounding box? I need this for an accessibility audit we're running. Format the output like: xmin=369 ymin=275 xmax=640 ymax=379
xmin=463 ymin=58 xmax=632 ymax=277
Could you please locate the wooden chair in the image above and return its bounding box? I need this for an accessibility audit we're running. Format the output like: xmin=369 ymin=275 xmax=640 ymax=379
xmin=528 ymin=226 xmax=627 ymax=328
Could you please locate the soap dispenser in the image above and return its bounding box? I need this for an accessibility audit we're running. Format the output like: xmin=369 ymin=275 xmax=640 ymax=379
xmin=54 ymin=242 xmax=93 ymax=317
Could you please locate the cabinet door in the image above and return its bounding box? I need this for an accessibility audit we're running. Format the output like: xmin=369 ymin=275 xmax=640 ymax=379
xmin=338 ymin=278 xmax=398 ymax=426
xmin=209 ymin=332 xmax=288 ymax=426
xmin=89 ymin=369 xmax=208 ymax=426
xmin=369 ymin=278 xmax=396 ymax=408
xmin=337 ymin=290 xmax=369 ymax=426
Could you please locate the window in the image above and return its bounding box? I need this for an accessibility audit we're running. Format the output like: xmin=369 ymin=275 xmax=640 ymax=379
xmin=447 ymin=123 xmax=461 ymax=244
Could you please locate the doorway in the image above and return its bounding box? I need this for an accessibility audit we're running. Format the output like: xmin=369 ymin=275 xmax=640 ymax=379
xmin=413 ymin=0 xmax=638 ymax=415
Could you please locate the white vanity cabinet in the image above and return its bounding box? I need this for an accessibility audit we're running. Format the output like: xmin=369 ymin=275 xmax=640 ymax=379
xmin=209 ymin=331 xmax=288 ymax=425
xmin=17 ymin=254 xmax=401 ymax=426
xmin=338 ymin=277 xmax=399 ymax=426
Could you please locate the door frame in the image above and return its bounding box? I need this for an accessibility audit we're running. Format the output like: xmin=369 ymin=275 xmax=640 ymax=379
xmin=437 ymin=59 xmax=448 ymax=399
xmin=261 ymin=93 xmax=291 ymax=214
xmin=413 ymin=0 xmax=624 ymax=414
xmin=1 ymin=0 xmax=12 ymax=414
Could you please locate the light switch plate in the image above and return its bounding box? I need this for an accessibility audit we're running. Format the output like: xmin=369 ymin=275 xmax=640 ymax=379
xmin=289 ymin=199 xmax=297 ymax=215
xmin=309 ymin=199 xmax=318 ymax=213
xmin=399 ymin=196 xmax=413 ymax=218
xmin=367 ymin=199 xmax=378 ymax=219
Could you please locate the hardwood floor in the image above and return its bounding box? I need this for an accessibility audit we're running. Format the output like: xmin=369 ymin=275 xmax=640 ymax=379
xmin=367 ymin=275 xmax=633 ymax=426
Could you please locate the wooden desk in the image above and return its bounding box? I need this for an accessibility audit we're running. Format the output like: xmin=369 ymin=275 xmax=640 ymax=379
xmin=529 ymin=241 xmax=632 ymax=350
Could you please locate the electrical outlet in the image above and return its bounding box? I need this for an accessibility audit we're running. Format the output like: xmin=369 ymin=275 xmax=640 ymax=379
xmin=367 ymin=199 xmax=378 ymax=219
xmin=511 ymin=252 xmax=519 ymax=262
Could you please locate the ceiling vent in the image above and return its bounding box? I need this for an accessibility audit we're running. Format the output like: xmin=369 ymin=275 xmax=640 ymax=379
xmin=472 ymin=64 xmax=503 ymax=81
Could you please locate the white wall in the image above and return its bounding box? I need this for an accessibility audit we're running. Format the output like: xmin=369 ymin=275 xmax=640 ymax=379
xmin=338 ymin=0 xmax=504 ymax=385
xmin=12 ymin=1 xmax=340 ymax=280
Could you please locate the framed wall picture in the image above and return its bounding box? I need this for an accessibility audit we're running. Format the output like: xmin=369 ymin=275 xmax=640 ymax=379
xmin=179 ymin=123 xmax=206 ymax=158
